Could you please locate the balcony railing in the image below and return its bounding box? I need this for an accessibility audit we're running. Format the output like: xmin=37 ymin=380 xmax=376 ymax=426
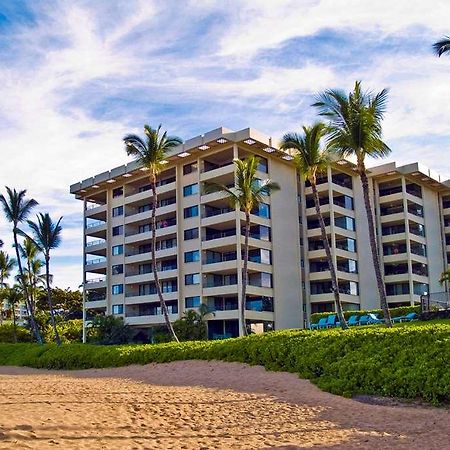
xmin=86 ymin=202 xmax=105 ymax=210
xmin=86 ymin=239 xmax=105 ymax=247
xmin=86 ymin=220 xmax=106 ymax=229
xmin=86 ymin=277 xmax=106 ymax=284
xmin=85 ymin=258 xmax=106 ymax=265
xmin=204 ymin=207 xmax=234 ymax=218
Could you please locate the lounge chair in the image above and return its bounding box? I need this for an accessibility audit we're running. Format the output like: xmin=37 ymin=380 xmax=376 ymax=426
xmin=310 ymin=317 xmax=328 ymax=330
xmin=368 ymin=313 xmax=383 ymax=324
xmin=393 ymin=312 xmax=418 ymax=323
xmin=326 ymin=314 xmax=340 ymax=328
xmin=358 ymin=315 xmax=370 ymax=326
xmin=347 ymin=315 xmax=360 ymax=326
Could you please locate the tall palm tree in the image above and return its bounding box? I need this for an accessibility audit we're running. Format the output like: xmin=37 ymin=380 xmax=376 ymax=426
xmin=25 ymin=213 xmax=63 ymax=346
xmin=19 ymin=237 xmax=40 ymax=311
xmin=205 ymin=156 xmax=280 ymax=336
xmin=0 ymin=251 xmax=16 ymax=325
xmin=313 ymin=81 xmax=393 ymax=328
xmin=433 ymin=36 xmax=450 ymax=57
xmin=0 ymin=285 xmax=22 ymax=342
xmin=0 ymin=187 xmax=43 ymax=342
xmin=280 ymin=123 xmax=348 ymax=329
xmin=124 ymin=124 xmax=182 ymax=342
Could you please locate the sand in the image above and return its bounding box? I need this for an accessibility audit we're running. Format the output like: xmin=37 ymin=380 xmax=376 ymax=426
xmin=0 ymin=361 xmax=448 ymax=449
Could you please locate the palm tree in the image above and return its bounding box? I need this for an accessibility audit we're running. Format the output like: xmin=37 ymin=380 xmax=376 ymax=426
xmin=19 ymin=237 xmax=40 ymax=311
xmin=205 ymin=156 xmax=280 ymax=336
xmin=280 ymin=123 xmax=348 ymax=329
xmin=0 ymin=187 xmax=43 ymax=342
xmin=440 ymin=269 xmax=450 ymax=285
xmin=0 ymin=251 xmax=16 ymax=325
xmin=433 ymin=36 xmax=450 ymax=57
xmin=124 ymin=124 xmax=182 ymax=342
xmin=313 ymin=81 xmax=393 ymax=328
xmin=25 ymin=213 xmax=63 ymax=346
xmin=0 ymin=286 xmax=22 ymax=342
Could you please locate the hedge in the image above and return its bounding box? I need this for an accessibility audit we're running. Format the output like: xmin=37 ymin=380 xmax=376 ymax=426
xmin=310 ymin=305 xmax=421 ymax=324
xmin=0 ymin=321 xmax=448 ymax=404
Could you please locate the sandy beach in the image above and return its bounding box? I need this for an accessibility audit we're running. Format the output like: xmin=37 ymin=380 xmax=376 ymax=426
xmin=0 ymin=361 xmax=448 ymax=450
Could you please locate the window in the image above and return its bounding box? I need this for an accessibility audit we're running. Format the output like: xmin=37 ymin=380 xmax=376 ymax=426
xmin=183 ymin=183 xmax=199 ymax=197
xmin=139 ymin=244 xmax=151 ymax=254
xmin=246 ymin=297 xmax=274 ymax=312
xmin=185 ymin=296 xmax=201 ymax=308
xmin=185 ymin=273 xmax=200 ymax=285
xmin=112 ymin=284 xmax=123 ymax=295
xmin=138 ymin=204 xmax=152 ymax=213
xmin=139 ymin=224 xmax=151 ymax=234
xmin=112 ymin=225 xmax=123 ymax=236
xmin=386 ymin=283 xmax=410 ymax=296
xmin=413 ymin=282 xmax=429 ymax=296
xmin=252 ymin=203 xmax=270 ymax=218
xmin=257 ymin=157 xmax=268 ymax=173
xmin=113 ymin=187 xmax=123 ymax=198
xmin=161 ymin=280 xmax=177 ymax=293
xmin=183 ymin=162 xmax=198 ymax=175
xmin=112 ymin=206 xmax=123 ymax=217
xmin=335 ymin=238 xmax=357 ymax=252
xmin=112 ymin=264 xmax=123 ymax=275
xmin=184 ymin=228 xmax=199 ymax=240
xmin=184 ymin=205 xmax=199 ymax=218
xmin=184 ymin=250 xmax=200 ymax=263
xmin=334 ymin=216 xmax=356 ymax=231
xmin=139 ymin=264 xmax=152 ymax=274
xmin=112 ymin=304 xmax=123 ymax=314
xmin=333 ymin=195 xmax=354 ymax=210
xmin=112 ymin=245 xmax=123 ymax=256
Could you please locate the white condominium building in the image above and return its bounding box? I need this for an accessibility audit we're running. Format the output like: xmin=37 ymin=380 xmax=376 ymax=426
xmin=70 ymin=127 xmax=450 ymax=337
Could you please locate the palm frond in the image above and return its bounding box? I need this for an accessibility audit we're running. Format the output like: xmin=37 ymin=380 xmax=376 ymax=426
xmin=433 ymin=36 xmax=450 ymax=57
xmin=0 ymin=187 xmax=38 ymax=227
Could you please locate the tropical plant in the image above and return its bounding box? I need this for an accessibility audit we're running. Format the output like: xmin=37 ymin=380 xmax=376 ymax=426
xmin=19 ymin=237 xmax=42 ymax=311
xmin=25 ymin=213 xmax=63 ymax=346
xmin=124 ymin=124 xmax=182 ymax=342
xmin=0 ymin=251 xmax=16 ymax=324
xmin=433 ymin=36 xmax=450 ymax=57
xmin=439 ymin=269 xmax=450 ymax=286
xmin=205 ymin=156 xmax=280 ymax=336
xmin=0 ymin=187 xmax=42 ymax=342
xmin=0 ymin=285 xmax=23 ymax=342
xmin=313 ymin=81 xmax=393 ymax=327
xmin=280 ymin=123 xmax=348 ymax=329
xmin=89 ymin=315 xmax=131 ymax=345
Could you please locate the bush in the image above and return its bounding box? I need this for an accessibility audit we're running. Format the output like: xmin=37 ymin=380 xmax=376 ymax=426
xmin=310 ymin=305 xmax=421 ymax=324
xmin=88 ymin=315 xmax=131 ymax=345
xmin=0 ymin=322 xmax=448 ymax=404
xmin=173 ymin=310 xmax=207 ymax=341
xmin=0 ymin=324 xmax=32 ymax=343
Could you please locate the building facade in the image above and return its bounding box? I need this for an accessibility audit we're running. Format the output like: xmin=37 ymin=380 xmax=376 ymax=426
xmin=70 ymin=127 xmax=450 ymax=337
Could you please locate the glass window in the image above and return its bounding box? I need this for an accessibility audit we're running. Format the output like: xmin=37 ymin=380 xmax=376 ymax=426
xmin=112 ymin=187 xmax=123 ymax=198
xmin=413 ymin=282 xmax=429 ymax=295
xmin=139 ymin=224 xmax=151 ymax=233
xmin=335 ymin=238 xmax=357 ymax=252
xmin=112 ymin=304 xmax=123 ymax=314
xmin=334 ymin=216 xmax=355 ymax=231
xmin=252 ymin=203 xmax=270 ymax=218
xmin=183 ymin=183 xmax=199 ymax=197
xmin=333 ymin=195 xmax=353 ymax=210
xmin=184 ymin=228 xmax=199 ymax=240
xmin=139 ymin=264 xmax=152 ymax=274
xmin=257 ymin=157 xmax=268 ymax=173
xmin=185 ymin=296 xmax=201 ymax=308
xmin=112 ymin=284 xmax=123 ymax=295
xmin=245 ymin=296 xmax=274 ymax=312
xmin=139 ymin=244 xmax=151 ymax=254
xmin=112 ymin=264 xmax=123 ymax=275
xmin=138 ymin=204 xmax=152 ymax=213
xmin=112 ymin=206 xmax=123 ymax=217
xmin=386 ymin=283 xmax=410 ymax=296
xmin=112 ymin=245 xmax=123 ymax=256
xmin=183 ymin=162 xmax=198 ymax=175
xmin=112 ymin=225 xmax=123 ymax=236
xmin=184 ymin=250 xmax=200 ymax=263
xmin=185 ymin=273 xmax=200 ymax=285
xmin=184 ymin=205 xmax=199 ymax=218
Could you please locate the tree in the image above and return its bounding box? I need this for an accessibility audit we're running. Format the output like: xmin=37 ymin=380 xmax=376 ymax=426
xmin=36 ymin=287 xmax=82 ymax=318
xmin=0 ymin=187 xmax=43 ymax=342
xmin=89 ymin=315 xmax=131 ymax=345
xmin=433 ymin=36 xmax=450 ymax=57
xmin=25 ymin=213 xmax=63 ymax=345
xmin=0 ymin=286 xmax=22 ymax=343
xmin=19 ymin=237 xmax=41 ymax=311
xmin=313 ymin=81 xmax=393 ymax=327
xmin=440 ymin=269 xmax=450 ymax=286
xmin=124 ymin=124 xmax=182 ymax=342
xmin=280 ymin=123 xmax=348 ymax=329
xmin=205 ymin=156 xmax=280 ymax=336
xmin=0 ymin=250 xmax=16 ymax=325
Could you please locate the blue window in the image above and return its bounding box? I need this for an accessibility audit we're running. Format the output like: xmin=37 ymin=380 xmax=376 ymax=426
xmin=183 ymin=183 xmax=199 ymax=197
xmin=334 ymin=216 xmax=356 ymax=231
xmin=112 ymin=206 xmax=123 ymax=217
xmin=184 ymin=250 xmax=200 ymax=263
xmin=112 ymin=304 xmax=123 ymax=314
xmin=112 ymin=245 xmax=123 ymax=256
xmin=112 ymin=225 xmax=123 ymax=236
xmin=112 ymin=284 xmax=123 ymax=295
xmin=185 ymin=296 xmax=201 ymax=308
xmin=184 ymin=228 xmax=199 ymax=240
xmin=185 ymin=273 xmax=200 ymax=285
xmin=252 ymin=203 xmax=270 ymax=218
xmin=184 ymin=205 xmax=199 ymax=218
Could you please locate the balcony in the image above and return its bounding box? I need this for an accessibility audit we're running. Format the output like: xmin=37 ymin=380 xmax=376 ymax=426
xmin=84 ymin=258 xmax=107 ymax=273
xmin=85 ymin=277 xmax=107 ymax=289
xmin=124 ymin=246 xmax=177 ymax=264
xmin=85 ymin=203 xmax=107 ymax=220
xmin=85 ymin=239 xmax=107 ymax=256
xmin=200 ymin=161 xmax=234 ymax=182
xmin=124 ymin=291 xmax=178 ymax=305
xmin=85 ymin=220 xmax=107 ymax=238
xmin=124 ymin=180 xmax=176 ymax=205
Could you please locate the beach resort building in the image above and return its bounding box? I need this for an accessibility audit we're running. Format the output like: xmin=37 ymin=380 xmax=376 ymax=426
xmin=70 ymin=127 xmax=450 ymax=337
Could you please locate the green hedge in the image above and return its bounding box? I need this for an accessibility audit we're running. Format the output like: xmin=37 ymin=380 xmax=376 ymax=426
xmin=310 ymin=305 xmax=421 ymax=324
xmin=0 ymin=322 xmax=448 ymax=404
xmin=0 ymin=324 xmax=32 ymax=343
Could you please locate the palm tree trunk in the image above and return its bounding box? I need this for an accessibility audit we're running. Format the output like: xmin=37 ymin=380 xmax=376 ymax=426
xmin=311 ymin=181 xmax=348 ymax=329
xmin=12 ymin=230 xmax=42 ymax=344
xmin=359 ymin=166 xmax=393 ymax=327
xmin=0 ymin=275 xmax=3 ymax=326
xmin=45 ymin=255 xmax=61 ymax=345
xmin=240 ymin=211 xmax=250 ymax=337
xmin=151 ymin=177 xmax=179 ymax=342
xmin=12 ymin=304 xmax=17 ymax=343
xmin=26 ymin=259 xmax=35 ymax=312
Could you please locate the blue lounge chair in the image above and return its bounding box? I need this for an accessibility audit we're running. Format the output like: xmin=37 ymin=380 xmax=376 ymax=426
xmin=358 ymin=315 xmax=370 ymax=326
xmin=326 ymin=314 xmax=340 ymax=328
xmin=393 ymin=312 xmax=418 ymax=323
xmin=347 ymin=315 xmax=359 ymax=326
xmin=368 ymin=313 xmax=383 ymax=324
xmin=310 ymin=317 xmax=328 ymax=330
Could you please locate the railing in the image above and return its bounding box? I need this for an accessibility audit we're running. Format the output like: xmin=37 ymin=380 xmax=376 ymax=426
xmin=379 ymin=185 xmax=402 ymax=197
xmin=125 ymin=244 xmax=177 ymax=257
xmin=203 ymin=207 xmax=233 ymax=218
xmin=201 ymin=161 xmax=234 ymax=173
xmin=86 ymin=277 xmax=106 ymax=284
xmin=85 ymin=258 xmax=106 ymax=266
xmin=421 ymin=292 xmax=450 ymax=312
xmin=86 ymin=239 xmax=105 ymax=247
xmin=86 ymin=295 xmax=106 ymax=302
xmin=86 ymin=220 xmax=106 ymax=229
xmin=204 ymin=229 xmax=236 ymax=241
xmin=86 ymin=203 xmax=105 ymax=210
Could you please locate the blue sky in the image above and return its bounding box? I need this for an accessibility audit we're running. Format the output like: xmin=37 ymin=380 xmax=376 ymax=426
xmin=0 ymin=0 xmax=449 ymax=289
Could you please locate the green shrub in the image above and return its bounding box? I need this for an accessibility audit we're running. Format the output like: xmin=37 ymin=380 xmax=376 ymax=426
xmin=0 ymin=321 xmax=448 ymax=404
xmin=43 ymin=319 xmax=83 ymax=344
xmin=310 ymin=305 xmax=421 ymax=324
xmin=0 ymin=324 xmax=32 ymax=343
